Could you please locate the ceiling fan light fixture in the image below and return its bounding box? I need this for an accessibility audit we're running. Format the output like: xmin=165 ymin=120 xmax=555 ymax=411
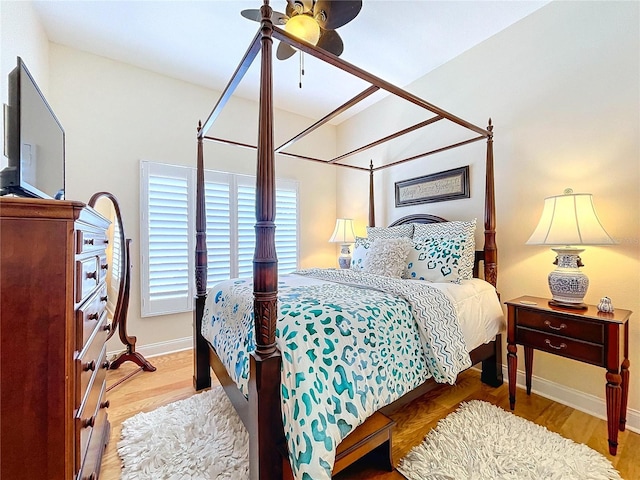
xmin=284 ymin=14 xmax=321 ymax=46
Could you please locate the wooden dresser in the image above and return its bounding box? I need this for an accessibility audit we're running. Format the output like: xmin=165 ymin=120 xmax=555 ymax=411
xmin=1 ymin=197 xmax=112 ymax=479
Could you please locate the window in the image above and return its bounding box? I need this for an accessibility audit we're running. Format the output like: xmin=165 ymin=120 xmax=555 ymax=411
xmin=140 ymin=161 xmax=299 ymax=317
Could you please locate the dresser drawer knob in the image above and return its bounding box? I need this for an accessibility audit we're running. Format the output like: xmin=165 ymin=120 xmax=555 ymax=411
xmin=100 ymin=295 xmax=108 ymax=302
xmin=545 ymin=339 xmax=567 ymax=350
xmin=544 ymin=320 xmax=567 ymax=331
xmin=87 ymin=312 xmax=99 ymax=321
xmin=101 ymin=263 xmax=109 ymax=270
xmin=100 ymin=400 xmax=110 ymax=409
xmin=84 ymin=238 xmax=94 ymax=246
xmin=102 ymin=359 xmax=111 ymax=369
xmin=103 ymin=323 xmax=112 ymax=332
xmin=83 ymin=360 xmax=96 ymax=372
xmin=86 ymin=270 xmax=97 ymax=280
xmin=82 ymin=416 xmax=95 ymax=429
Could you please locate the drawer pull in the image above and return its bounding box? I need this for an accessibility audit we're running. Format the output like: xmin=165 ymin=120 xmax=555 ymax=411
xmin=82 ymin=416 xmax=95 ymax=429
xmin=83 ymin=360 xmax=96 ymax=372
xmin=100 ymin=400 xmax=111 ymax=409
xmin=87 ymin=312 xmax=99 ymax=321
xmin=101 ymin=263 xmax=109 ymax=270
xmin=86 ymin=271 xmax=97 ymax=280
xmin=84 ymin=238 xmax=94 ymax=246
xmin=103 ymin=323 xmax=112 ymax=332
xmin=545 ymin=339 xmax=567 ymax=350
xmin=100 ymin=295 xmax=108 ymax=302
xmin=102 ymin=359 xmax=111 ymax=369
xmin=544 ymin=320 xmax=567 ymax=331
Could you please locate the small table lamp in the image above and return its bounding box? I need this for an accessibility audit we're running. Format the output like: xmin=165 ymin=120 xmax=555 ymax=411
xmin=329 ymin=218 xmax=356 ymax=269
xmin=526 ymin=188 xmax=615 ymax=309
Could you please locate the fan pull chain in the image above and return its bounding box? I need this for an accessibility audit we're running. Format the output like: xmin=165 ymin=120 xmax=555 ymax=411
xmin=299 ymin=52 xmax=305 ymax=89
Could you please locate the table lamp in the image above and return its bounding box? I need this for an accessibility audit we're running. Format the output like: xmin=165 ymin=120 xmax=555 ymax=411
xmin=329 ymin=218 xmax=356 ymax=269
xmin=526 ymin=188 xmax=615 ymax=309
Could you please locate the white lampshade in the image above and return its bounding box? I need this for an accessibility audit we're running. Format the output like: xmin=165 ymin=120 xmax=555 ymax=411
xmin=526 ymin=189 xmax=615 ymax=246
xmin=284 ymin=14 xmax=321 ymax=45
xmin=329 ymin=218 xmax=356 ymax=244
xmin=526 ymin=188 xmax=615 ymax=309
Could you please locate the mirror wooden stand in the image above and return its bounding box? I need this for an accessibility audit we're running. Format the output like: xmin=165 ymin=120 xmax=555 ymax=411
xmin=88 ymin=192 xmax=155 ymax=389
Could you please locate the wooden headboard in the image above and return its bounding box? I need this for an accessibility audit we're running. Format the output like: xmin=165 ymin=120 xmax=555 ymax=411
xmin=388 ymin=213 xmax=486 ymax=280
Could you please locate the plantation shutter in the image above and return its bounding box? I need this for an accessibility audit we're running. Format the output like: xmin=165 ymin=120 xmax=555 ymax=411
xmin=275 ymin=180 xmax=299 ymax=274
xmin=204 ymin=172 xmax=232 ymax=285
xmin=236 ymin=178 xmax=256 ymax=279
xmin=140 ymin=162 xmax=194 ymax=316
xmin=141 ymin=161 xmax=298 ymax=317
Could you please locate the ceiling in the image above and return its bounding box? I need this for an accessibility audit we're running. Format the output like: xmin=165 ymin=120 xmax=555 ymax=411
xmin=32 ymin=0 xmax=549 ymax=123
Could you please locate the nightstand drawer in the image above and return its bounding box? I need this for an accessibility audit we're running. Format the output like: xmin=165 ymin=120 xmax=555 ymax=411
xmin=516 ymin=309 xmax=604 ymax=344
xmin=517 ymin=327 xmax=604 ymax=366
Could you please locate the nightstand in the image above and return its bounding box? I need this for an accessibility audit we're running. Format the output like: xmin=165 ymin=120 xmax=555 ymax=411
xmin=505 ymin=296 xmax=631 ymax=455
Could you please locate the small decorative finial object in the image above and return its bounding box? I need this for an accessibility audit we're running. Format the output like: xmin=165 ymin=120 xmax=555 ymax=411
xmin=597 ymin=296 xmax=614 ymax=313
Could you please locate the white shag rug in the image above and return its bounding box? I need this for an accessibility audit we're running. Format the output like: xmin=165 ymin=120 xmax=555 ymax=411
xmin=118 ymin=393 xmax=622 ymax=480
xmin=118 ymin=387 xmax=248 ymax=480
xmin=398 ymin=400 xmax=622 ymax=480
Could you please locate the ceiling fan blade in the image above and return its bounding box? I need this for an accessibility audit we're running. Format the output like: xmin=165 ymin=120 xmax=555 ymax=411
xmin=314 ymin=0 xmax=362 ymax=30
xmin=241 ymin=9 xmax=288 ymax=25
xmin=276 ymin=41 xmax=297 ymax=60
xmin=317 ymin=29 xmax=344 ymax=57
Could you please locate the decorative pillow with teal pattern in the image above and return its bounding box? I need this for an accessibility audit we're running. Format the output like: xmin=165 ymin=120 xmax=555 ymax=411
xmin=363 ymin=237 xmax=413 ymax=278
xmin=366 ymin=224 xmax=414 ymax=239
xmin=413 ymin=219 xmax=476 ymax=280
xmin=350 ymin=236 xmax=371 ymax=271
xmin=404 ymin=234 xmax=470 ymax=283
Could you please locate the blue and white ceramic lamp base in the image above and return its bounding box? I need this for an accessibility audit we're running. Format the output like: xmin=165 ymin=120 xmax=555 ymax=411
xmin=548 ymin=247 xmax=589 ymax=309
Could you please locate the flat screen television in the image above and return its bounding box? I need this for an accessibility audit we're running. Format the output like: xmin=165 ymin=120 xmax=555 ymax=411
xmin=1 ymin=57 xmax=65 ymax=199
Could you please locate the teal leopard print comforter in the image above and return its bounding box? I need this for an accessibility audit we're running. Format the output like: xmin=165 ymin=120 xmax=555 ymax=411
xmin=202 ymin=269 xmax=470 ymax=480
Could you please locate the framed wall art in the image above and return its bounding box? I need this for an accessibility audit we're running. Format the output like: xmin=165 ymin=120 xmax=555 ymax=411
xmin=395 ymin=166 xmax=469 ymax=207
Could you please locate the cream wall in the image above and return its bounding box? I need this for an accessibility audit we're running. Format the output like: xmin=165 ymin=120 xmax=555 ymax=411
xmin=338 ymin=1 xmax=640 ymax=419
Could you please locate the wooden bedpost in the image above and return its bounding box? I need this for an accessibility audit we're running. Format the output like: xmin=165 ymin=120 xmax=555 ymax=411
xmin=483 ymin=119 xmax=497 ymax=288
xmin=369 ymin=160 xmax=375 ymax=227
xmin=194 ymin=121 xmax=212 ymax=391
xmin=480 ymin=118 xmax=503 ymax=388
xmin=249 ymin=2 xmax=284 ymax=479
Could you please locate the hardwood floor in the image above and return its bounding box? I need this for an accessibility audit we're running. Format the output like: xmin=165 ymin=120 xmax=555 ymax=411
xmin=100 ymin=349 xmax=639 ymax=479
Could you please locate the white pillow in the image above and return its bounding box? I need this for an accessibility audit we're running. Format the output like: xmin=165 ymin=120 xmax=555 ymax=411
xmin=366 ymin=224 xmax=414 ymax=240
xmin=404 ymin=235 xmax=470 ymax=283
xmin=350 ymin=237 xmax=371 ymax=271
xmin=413 ymin=219 xmax=476 ymax=280
xmin=363 ymin=237 xmax=412 ymax=278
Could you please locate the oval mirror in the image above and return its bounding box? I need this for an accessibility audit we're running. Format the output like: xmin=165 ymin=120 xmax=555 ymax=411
xmin=88 ymin=192 xmax=155 ymax=378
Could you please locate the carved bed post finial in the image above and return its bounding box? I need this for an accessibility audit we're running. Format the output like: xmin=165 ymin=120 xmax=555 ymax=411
xmin=369 ymin=160 xmax=375 ymax=227
xmin=484 ymin=118 xmax=497 ymax=287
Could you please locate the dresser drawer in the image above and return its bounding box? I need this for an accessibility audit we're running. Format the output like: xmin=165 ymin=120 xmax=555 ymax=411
xmin=76 ymin=406 xmax=109 ymax=480
xmin=76 ymin=336 xmax=109 ymax=408
xmin=517 ymin=327 xmax=604 ymax=366
xmin=75 ymin=361 xmax=107 ymax=473
xmin=76 ymin=285 xmax=108 ymax=349
xmin=76 ymin=227 xmax=108 ymax=255
xmin=76 ymin=256 xmax=100 ymax=303
xmin=515 ymin=308 xmax=604 ymax=344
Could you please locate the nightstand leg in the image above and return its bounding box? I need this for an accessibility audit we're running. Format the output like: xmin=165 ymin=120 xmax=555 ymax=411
xmin=524 ymin=346 xmax=533 ymax=395
xmin=507 ymin=343 xmax=518 ymax=410
xmin=620 ymin=322 xmax=630 ymax=432
xmin=619 ymin=358 xmax=630 ymax=432
xmin=605 ymin=370 xmax=622 ymax=456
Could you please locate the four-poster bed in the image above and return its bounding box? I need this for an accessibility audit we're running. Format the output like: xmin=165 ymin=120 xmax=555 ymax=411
xmin=193 ymin=2 xmax=502 ymax=479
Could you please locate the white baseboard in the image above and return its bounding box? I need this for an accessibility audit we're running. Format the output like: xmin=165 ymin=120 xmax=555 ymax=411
xmin=503 ymin=365 xmax=639 ymax=434
xmin=107 ymin=336 xmax=192 ymax=360
xmin=109 ymin=341 xmax=639 ymax=434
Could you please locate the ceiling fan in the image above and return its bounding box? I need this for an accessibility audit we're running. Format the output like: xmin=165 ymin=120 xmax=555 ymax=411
xmin=241 ymin=0 xmax=363 ymax=60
